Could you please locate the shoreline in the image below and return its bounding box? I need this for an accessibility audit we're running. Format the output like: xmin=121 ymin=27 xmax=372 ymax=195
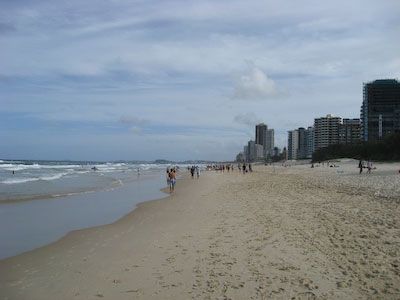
xmin=0 ymin=173 xmax=168 ymax=260
xmin=0 ymin=187 xmax=172 ymax=263
xmin=0 ymin=185 xmax=171 ymax=262
xmin=1 ymin=164 xmax=399 ymax=299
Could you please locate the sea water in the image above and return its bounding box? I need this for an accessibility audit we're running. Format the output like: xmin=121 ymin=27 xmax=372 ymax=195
xmin=0 ymin=160 xmax=179 ymax=259
xmin=0 ymin=160 xmax=167 ymax=201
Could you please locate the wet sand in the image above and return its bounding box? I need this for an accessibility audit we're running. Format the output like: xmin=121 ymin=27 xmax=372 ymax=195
xmin=1 ymin=162 xmax=399 ymax=299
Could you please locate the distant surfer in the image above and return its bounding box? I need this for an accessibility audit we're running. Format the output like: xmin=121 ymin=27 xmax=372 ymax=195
xmin=137 ymin=168 xmax=140 ymax=177
xmin=91 ymin=166 xmax=98 ymax=171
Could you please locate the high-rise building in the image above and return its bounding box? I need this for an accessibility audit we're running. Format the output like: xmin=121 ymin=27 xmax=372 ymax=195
xmin=282 ymin=147 xmax=287 ymax=160
xmin=291 ymin=126 xmax=314 ymax=160
xmin=361 ymin=79 xmax=400 ymax=141
xmin=273 ymin=147 xmax=280 ymax=157
xmin=255 ymin=123 xmax=267 ymax=147
xmin=243 ymin=145 xmax=249 ymax=162
xmin=255 ymin=144 xmax=264 ymax=160
xmin=287 ymin=130 xmax=299 ymax=160
xmin=246 ymin=140 xmax=263 ymax=162
xmin=306 ymin=126 xmax=314 ymax=158
xmin=339 ymin=119 xmax=361 ymax=144
xmin=297 ymin=127 xmax=307 ymax=159
xmin=236 ymin=152 xmax=245 ymax=162
xmin=265 ymin=129 xmax=274 ymax=157
xmin=255 ymin=123 xmax=274 ymax=159
xmin=314 ymin=114 xmax=341 ymax=150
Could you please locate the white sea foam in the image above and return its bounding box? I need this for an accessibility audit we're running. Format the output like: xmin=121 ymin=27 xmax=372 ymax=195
xmin=0 ymin=164 xmax=16 ymax=168
xmin=1 ymin=177 xmax=39 ymax=184
xmin=0 ymin=163 xmax=83 ymax=171
xmin=39 ymin=173 xmax=69 ymax=181
xmin=1 ymin=172 xmax=70 ymax=185
xmin=0 ymin=162 xmax=166 ymax=186
xmin=39 ymin=164 xmax=82 ymax=169
xmin=0 ymin=164 xmax=41 ymax=171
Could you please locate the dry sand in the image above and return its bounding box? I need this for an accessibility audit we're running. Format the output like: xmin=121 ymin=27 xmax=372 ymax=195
xmin=1 ymin=161 xmax=400 ymax=299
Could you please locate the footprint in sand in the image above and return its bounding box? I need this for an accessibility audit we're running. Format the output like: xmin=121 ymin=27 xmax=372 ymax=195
xmin=293 ymin=291 xmax=316 ymax=300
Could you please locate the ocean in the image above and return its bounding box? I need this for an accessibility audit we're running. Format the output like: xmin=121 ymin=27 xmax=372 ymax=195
xmin=0 ymin=159 xmax=185 ymax=259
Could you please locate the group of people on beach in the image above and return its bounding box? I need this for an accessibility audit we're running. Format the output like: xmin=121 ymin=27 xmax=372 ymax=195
xmin=206 ymin=164 xmax=235 ymax=172
xmin=188 ymin=166 xmax=200 ymax=179
xmin=358 ymin=159 xmax=373 ymax=174
xmin=166 ymin=167 xmax=177 ymax=193
xmin=240 ymin=163 xmax=252 ymax=173
xmin=205 ymin=163 xmax=253 ymax=174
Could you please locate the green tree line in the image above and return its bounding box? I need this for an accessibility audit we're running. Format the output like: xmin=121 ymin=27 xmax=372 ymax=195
xmin=312 ymin=133 xmax=400 ymax=162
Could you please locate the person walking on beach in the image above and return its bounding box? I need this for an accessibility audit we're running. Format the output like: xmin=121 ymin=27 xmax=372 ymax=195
xmin=166 ymin=168 xmax=171 ymax=191
xmin=249 ymin=163 xmax=253 ymax=172
xmin=190 ymin=166 xmax=195 ymax=178
xmin=195 ymin=166 xmax=200 ymax=178
xmin=169 ymin=168 xmax=176 ymax=192
xmin=358 ymin=159 xmax=363 ymax=174
xmin=242 ymin=163 xmax=246 ymax=174
xmin=367 ymin=160 xmax=372 ymax=174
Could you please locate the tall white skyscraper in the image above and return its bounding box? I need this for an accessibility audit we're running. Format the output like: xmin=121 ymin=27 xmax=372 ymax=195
xmin=265 ymin=129 xmax=274 ymax=157
xmin=287 ymin=130 xmax=299 ymax=160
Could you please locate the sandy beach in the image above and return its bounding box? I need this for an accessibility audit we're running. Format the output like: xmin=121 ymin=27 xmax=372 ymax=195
xmin=1 ymin=160 xmax=400 ymax=299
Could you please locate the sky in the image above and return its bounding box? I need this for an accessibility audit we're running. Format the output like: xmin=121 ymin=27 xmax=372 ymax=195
xmin=1 ymin=0 xmax=399 ymax=161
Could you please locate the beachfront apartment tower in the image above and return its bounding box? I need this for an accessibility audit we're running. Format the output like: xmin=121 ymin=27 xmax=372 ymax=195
xmin=255 ymin=144 xmax=264 ymax=160
xmin=265 ymin=129 xmax=275 ymax=158
xmin=361 ymin=79 xmax=400 ymax=142
xmin=339 ymin=119 xmax=361 ymax=144
xmin=243 ymin=145 xmax=249 ymax=162
xmin=287 ymin=130 xmax=299 ymax=160
xmin=236 ymin=152 xmax=245 ymax=162
xmin=314 ymin=114 xmax=341 ymax=150
xmin=297 ymin=127 xmax=307 ymax=159
xmin=255 ymin=123 xmax=275 ymax=159
xmin=290 ymin=126 xmax=314 ymax=160
xmin=306 ymin=126 xmax=315 ymax=158
xmin=245 ymin=140 xmax=263 ymax=162
xmin=255 ymin=123 xmax=267 ymax=147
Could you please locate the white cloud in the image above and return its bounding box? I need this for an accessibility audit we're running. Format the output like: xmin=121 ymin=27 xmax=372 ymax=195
xmin=232 ymin=63 xmax=279 ymax=100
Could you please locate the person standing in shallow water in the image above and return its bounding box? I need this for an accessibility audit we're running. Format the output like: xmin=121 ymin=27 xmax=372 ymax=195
xmin=169 ymin=168 xmax=176 ymax=192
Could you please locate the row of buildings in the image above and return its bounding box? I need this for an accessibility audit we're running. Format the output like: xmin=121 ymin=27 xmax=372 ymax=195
xmin=287 ymin=116 xmax=360 ymax=160
xmin=287 ymin=79 xmax=400 ymax=160
xmin=237 ymin=123 xmax=276 ymax=162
